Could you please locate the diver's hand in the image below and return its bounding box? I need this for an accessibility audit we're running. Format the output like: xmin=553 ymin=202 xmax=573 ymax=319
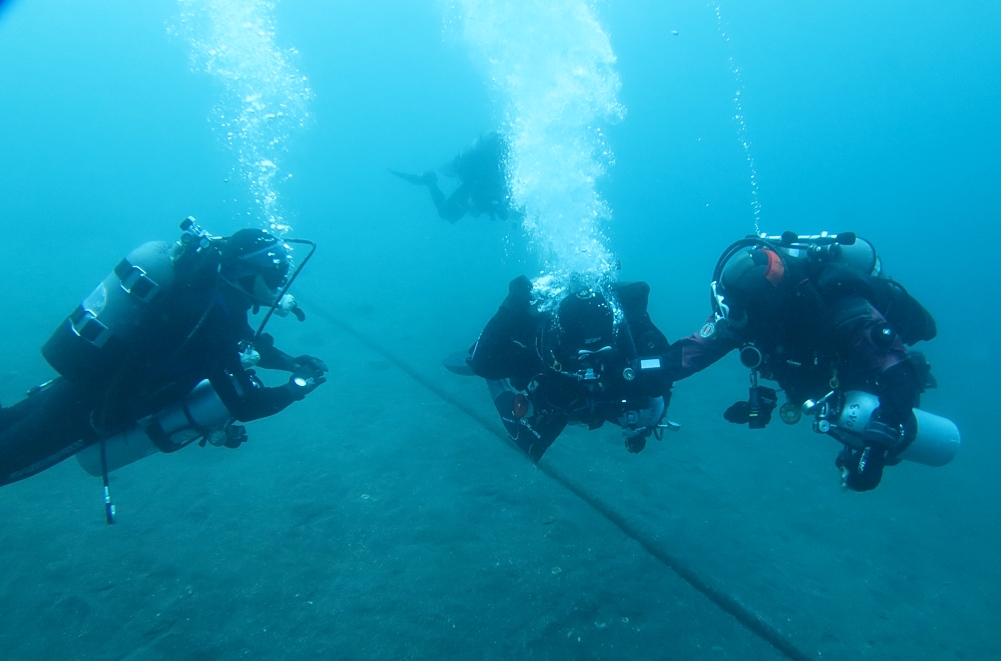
xmin=223 ymin=424 xmax=248 ymax=449
xmin=274 ymin=295 xmax=306 ymax=321
xmin=285 ymin=364 xmax=327 ymax=400
xmin=861 ymin=417 xmax=902 ymax=450
xmin=836 ymin=445 xmax=887 ymax=492
xmin=292 ymin=355 xmax=329 ymax=374
xmin=723 ymin=400 xmax=751 ymax=425
xmin=624 ymin=433 xmax=647 ymax=454
xmin=724 ymin=386 xmax=778 ymax=427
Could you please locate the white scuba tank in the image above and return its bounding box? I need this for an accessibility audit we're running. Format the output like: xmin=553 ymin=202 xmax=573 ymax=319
xmin=76 ymin=379 xmax=233 ymax=476
xmin=811 ymin=390 xmax=960 ymax=467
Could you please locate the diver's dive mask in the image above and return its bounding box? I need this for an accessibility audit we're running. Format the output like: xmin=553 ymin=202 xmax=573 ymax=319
xmin=249 ymin=272 xmax=285 ymax=305
xmin=543 ymin=289 xmax=617 ymax=382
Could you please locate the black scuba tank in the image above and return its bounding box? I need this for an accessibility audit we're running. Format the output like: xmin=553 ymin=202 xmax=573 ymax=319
xmin=42 ymin=241 xmax=178 ymax=388
xmin=42 ymin=217 xmax=219 ymax=389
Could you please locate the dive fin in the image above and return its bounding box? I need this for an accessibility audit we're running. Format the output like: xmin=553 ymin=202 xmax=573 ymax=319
xmin=442 ymin=351 xmax=476 ymax=376
xmin=437 ymin=156 xmax=460 ymax=178
xmin=389 ymin=169 xmax=437 ymax=186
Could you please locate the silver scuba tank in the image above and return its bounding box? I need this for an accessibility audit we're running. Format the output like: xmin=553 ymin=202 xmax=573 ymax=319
xmin=76 ymin=379 xmax=233 ymax=476
xmin=42 ymin=241 xmax=177 ymax=388
xmin=828 ymin=236 xmax=879 ymax=276
xmin=804 ymin=390 xmax=960 ymax=467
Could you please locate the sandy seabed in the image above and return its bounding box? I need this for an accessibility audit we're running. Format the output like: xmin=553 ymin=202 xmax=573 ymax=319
xmin=0 ymin=301 xmax=996 ymax=661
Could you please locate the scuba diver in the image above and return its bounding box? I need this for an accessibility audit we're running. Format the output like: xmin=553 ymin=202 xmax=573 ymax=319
xmin=452 ymin=275 xmax=676 ymax=460
xmin=665 ymin=231 xmax=956 ymax=492
xmin=390 ymin=131 xmax=522 ymax=223
xmin=0 ymin=218 xmax=327 ymax=519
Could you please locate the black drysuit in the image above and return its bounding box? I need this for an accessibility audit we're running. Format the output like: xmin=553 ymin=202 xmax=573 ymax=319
xmin=469 ymin=277 xmax=673 ymax=460
xmin=0 ymin=269 xmax=301 ymax=486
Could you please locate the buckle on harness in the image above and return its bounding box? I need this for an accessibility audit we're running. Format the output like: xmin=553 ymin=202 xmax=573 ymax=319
xmin=69 ymin=306 xmax=111 ymax=348
xmin=115 ymin=259 xmax=161 ymax=302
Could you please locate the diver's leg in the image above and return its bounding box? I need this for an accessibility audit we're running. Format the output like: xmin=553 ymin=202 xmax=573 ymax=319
xmin=0 ymin=378 xmax=97 ymax=486
xmin=432 ymin=183 xmax=469 ymax=223
xmin=391 ymin=169 xmax=467 ymax=222
xmin=497 ymin=203 xmax=525 ymax=223
xmin=486 ymin=379 xmax=566 ymax=461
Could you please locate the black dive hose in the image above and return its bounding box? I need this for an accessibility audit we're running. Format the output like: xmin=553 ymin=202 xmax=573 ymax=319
xmin=709 ymin=236 xmax=765 ymax=318
xmin=253 ymin=238 xmax=316 ymax=345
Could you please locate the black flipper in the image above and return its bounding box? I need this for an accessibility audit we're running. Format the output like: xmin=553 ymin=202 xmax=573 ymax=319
xmin=442 ymin=351 xmax=476 ymax=376
xmin=389 ymin=169 xmax=437 ymax=186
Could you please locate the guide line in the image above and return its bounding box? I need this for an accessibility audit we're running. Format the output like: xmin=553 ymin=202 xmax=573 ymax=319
xmin=312 ymin=307 xmax=813 ymax=661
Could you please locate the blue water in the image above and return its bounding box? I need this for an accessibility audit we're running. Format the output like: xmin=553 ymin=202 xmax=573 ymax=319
xmin=1 ymin=1 xmax=999 ymax=659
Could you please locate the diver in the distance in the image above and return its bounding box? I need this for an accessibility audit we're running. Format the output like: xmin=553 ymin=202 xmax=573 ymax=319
xmin=0 ymin=219 xmax=327 ymax=515
xmin=456 ymin=275 xmax=675 ymax=460
xmin=665 ymin=231 xmax=956 ymax=491
xmin=391 ymin=131 xmax=522 ymax=223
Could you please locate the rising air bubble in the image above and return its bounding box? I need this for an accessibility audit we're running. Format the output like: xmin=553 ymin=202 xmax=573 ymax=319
xmin=451 ymin=0 xmax=624 ymax=292
xmin=172 ymin=0 xmax=313 ymax=234
xmin=713 ymin=2 xmax=762 ymax=235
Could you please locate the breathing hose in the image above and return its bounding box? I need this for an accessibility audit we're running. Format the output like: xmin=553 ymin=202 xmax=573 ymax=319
xmin=253 ymin=238 xmax=317 ymax=345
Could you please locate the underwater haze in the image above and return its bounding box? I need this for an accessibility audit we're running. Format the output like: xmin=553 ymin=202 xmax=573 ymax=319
xmin=1 ymin=0 xmax=999 ymax=659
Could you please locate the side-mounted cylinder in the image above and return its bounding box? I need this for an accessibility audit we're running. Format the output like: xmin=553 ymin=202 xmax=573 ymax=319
xmin=811 ymin=390 xmax=960 ymax=467
xmin=76 ymin=379 xmax=233 ymax=476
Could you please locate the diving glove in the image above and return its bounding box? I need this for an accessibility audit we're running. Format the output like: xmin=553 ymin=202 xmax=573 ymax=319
xmin=835 ymin=445 xmax=887 ymax=492
xmin=223 ymin=424 xmax=248 ymax=449
xmin=285 ymin=364 xmax=327 ymax=400
xmin=292 ymin=355 xmax=329 ymax=374
xmin=723 ymin=386 xmax=777 ymax=428
xmin=861 ymin=418 xmax=903 ymax=450
xmin=835 ymin=408 xmax=903 ymax=491
xmin=624 ymin=433 xmax=647 ymax=454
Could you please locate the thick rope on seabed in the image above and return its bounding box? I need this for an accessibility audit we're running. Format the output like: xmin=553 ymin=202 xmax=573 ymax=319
xmin=311 ymin=307 xmax=813 ymax=661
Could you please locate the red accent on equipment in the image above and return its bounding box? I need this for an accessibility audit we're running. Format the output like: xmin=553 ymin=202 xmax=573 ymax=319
xmin=763 ymin=250 xmax=786 ymax=286
xmin=513 ymin=394 xmax=529 ymax=418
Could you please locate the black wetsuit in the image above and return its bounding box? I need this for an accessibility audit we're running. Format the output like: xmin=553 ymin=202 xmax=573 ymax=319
xmin=0 ymin=264 xmax=301 ymax=486
xmin=469 ymin=277 xmax=673 ymax=460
